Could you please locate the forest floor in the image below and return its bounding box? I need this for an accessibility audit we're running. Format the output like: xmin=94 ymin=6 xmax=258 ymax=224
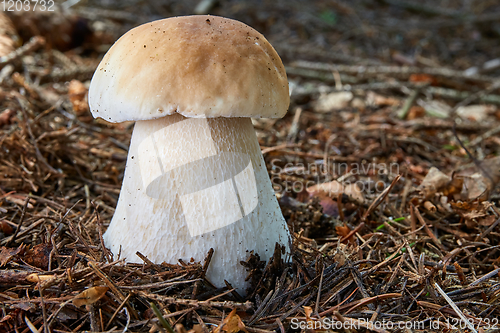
xmin=1 ymin=0 xmax=500 ymax=332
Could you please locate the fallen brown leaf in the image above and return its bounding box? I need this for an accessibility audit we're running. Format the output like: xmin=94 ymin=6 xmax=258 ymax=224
xmin=304 ymin=305 xmax=315 ymax=328
xmin=214 ymin=308 xmax=248 ymax=333
xmin=68 ymin=80 xmax=90 ymax=116
xmin=367 ymin=91 xmax=400 ymax=107
xmin=407 ymin=105 xmax=425 ymax=120
xmin=0 ymin=220 xmax=14 ymax=235
xmin=308 ymin=180 xmax=364 ymax=204
xmin=409 ymin=73 xmax=438 ymax=85
xmin=0 ymin=245 xmax=24 ymax=266
xmin=418 ymin=167 xmax=451 ymax=199
xmin=335 ymin=223 xmax=356 ymax=245
xmin=72 ymin=286 xmax=109 ymax=307
xmin=335 ymin=224 xmax=351 ymax=239
xmin=319 ymin=196 xmax=338 ymax=216
xmin=461 ymin=173 xmax=490 ymax=201
xmin=479 ymin=215 xmax=498 ymax=227
xmin=0 ymin=108 xmax=15 ymax=127
xmin=314 ymin=91 xmax=353 ymax=112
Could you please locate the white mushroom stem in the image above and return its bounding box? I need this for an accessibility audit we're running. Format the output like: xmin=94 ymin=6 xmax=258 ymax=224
xmin=104 ymin=114 xmax=290 ymax=292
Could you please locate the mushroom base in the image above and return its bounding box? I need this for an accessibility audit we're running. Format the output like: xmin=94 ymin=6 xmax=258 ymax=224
xmin=104 ymin=114 xmax=290 ymax=293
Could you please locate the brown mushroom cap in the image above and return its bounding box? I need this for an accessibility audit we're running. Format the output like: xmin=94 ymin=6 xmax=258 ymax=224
xmin=88 ymin=15 xmax=289 ymax=122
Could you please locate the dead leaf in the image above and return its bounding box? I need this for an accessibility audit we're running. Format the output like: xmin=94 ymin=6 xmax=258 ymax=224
xmin=314 ymin=91 xmax=353 ymax=112
xmin=189 ymin=324 xmax=204 ymax=333
xmin=407 ymin=106 xmax=425 ymax=120
xmin=367 ymin=91 xmax=400 ymax=107
xmin=0 ymin=220 xmax=14 ymax=235
xmin=214 ymin=308 xmax=248 ymax=333
xmin=308 ymin=180 xmax=364 ymax=204
xmin=0 ymin=108 xmax=15 ymax=127
xmin=460 ymin=209 xmax=488 ymax=221
xmin=478 ymin=156 xmax=500 ymax=184
xmin=392 ymin=52 xmax=415 ymax=65
xmin=72 ymin=286 xmax=109 ymax=307
xmin=175 ymin=323 xmax=187 ymax=333
xmin=418 ymin=167 xmax=451 ymax=199
xmin=335 ymin=223 xmax=356 ymax=245
xmin=461 ymin=173 xmax=490 ymax=201
xmin=350 ymin=97 xmax=366 ymax=110
xmin=479 ymin=215 xmax=498 ymax=227
xmin=418 ymin=99 xmax=451 ymax=118
xmin=409 ymin=73 xmax=438 ymax=85
xmin=11 ymin=302 xmax=36 ymax=311
xmin=68 ymin=80 xmax=90 ymax=116
xmin=319 ymin=197 xmax=338 ymax=217
xmin=304 ymin=305 xmax=314 ymax=326
xmin=456 ymin=105 xmax=492 ymax=122
xmin=0 ymin=245 xmax=24 ymax=266
xmin=441 ymin=176 xmax=463 ymax=197
xmin=0 ymin=13 xmax=19 ymax=56
xmin=336 ymin=224 xmax=351 ymax=239
xmin=334 ymin=250 xmax=346 ymax=266
xmin=455 ymin=156 xmax=500 ymax=201
xmin=450 ymin=201 xmax=494 ymax=230
xmin=0 ymin=34 xmax=15 ymax=56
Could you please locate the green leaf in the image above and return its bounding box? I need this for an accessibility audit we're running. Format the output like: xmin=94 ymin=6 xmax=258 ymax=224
xmin=319 ymin=10 xmax=337 ymax=26
xmin=443 ymin=144 xmax=457 ymax=151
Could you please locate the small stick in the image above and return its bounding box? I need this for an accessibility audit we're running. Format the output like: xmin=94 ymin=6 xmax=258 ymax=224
xmin=88 ymin=304 xmax=98 ymax=332
xmin=275 ymin=318 xmax=285 ymax=333
xmin=136 ymin=251 xmax=162 ymax=271
xmin=224 ymin=280 xmax=243 ymax=302
xmin=362 ymin=174 xmax=401 ymax=221
xmin=468 ymin=268 xmax=500 ymax=287
xmin=412 ymin=204 xmax=443 ymax=250
xmin=453 ymin=121 xmax=494 ymax=185
xmin=17 ymin=99 xmax=62 ymax=175
xmin=38 ymin=282 xmax=49 ymax=333
xmin=479 ymin=216 xmax=500 ymax=239
xmin=290 ymin=60 xmax=496 ymax=83
xmin=141 ymin=292 xmax=253 ymax=310
xmin=410 ymin=202 xmax=417 ymax=239
xmin=105 ymin=293 xmax=132 ymax=330
xmin=88 ymin=261 xmax=126 ymax=301
xmin=468 ymin=124 xmax=500 ymax=147
xmin=192 ymin=310 xmax=209 ymax=333
xmin=337 ymin=192 xmax=344 ymax=221
xmin=433 ymin=282 xmax=478 ymax=333
xmin=397 ymin=88 xmax=421 ymax=119
xmin=450 ymin=79 xmax=500 ymax=116
xmin=453 ymin=262 xmax=466 ymax=285
xmin=314 ymin=261 xmax=324 ymax=316
xmin=340 ymin=222 xmax=365 ymax=244
xmin=6 ymin=195 xmax=30 ymax=246
xmin=193 ymin=248 xmax=214 ymax=299
xmin=88 ymin=261 xmax=139 ymax=320
xmin=287 ymin=107 xmax=302 ymax=143
xmin=0 ymin=36 xmax=45 ymax=66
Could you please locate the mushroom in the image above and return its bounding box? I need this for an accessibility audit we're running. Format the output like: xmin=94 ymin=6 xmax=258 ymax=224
xmin=88 ymin=15 xmax=290 ymax=292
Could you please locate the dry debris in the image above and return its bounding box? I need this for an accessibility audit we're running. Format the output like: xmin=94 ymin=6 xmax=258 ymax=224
xmin=1 ymin=1 xmax=500 ymax=332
